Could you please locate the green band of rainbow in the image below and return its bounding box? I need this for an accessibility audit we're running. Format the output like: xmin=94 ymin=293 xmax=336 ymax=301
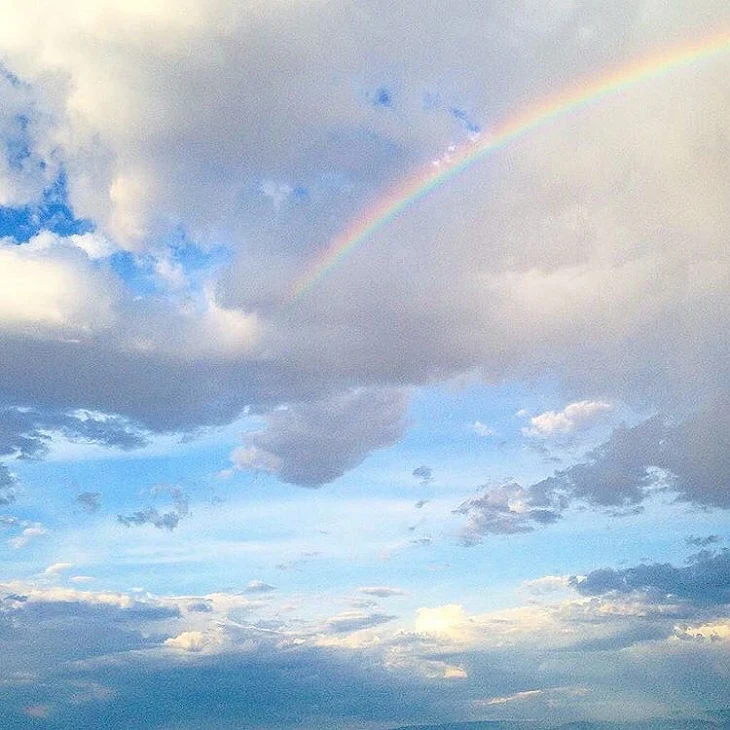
xmin=288 ymin=30 xmax=730 ymax=303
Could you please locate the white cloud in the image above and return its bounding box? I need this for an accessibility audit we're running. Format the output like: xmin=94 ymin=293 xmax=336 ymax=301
xmin=43 ymin=562 xmax=74 ymax=575
xmin=414 ymin=604 xmax=471 ymax=642
xmin=523 ymin=400 xmax=613 ymax=436
xmin=0 ymin=235 xmax=117 ymax=335
xmin=470 ymin=420 xmax=494 ymax=437
xmin=164 ymin=630 xmax=219 ymax=653
xmin=9 ymin=524 xmax=47 ymax=549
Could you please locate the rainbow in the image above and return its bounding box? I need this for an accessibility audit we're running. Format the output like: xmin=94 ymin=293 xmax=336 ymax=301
xmin=288 ymin=30 xmax=730 ymax=303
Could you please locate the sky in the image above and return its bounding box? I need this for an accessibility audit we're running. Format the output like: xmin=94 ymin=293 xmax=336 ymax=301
xmin=0 ymin=1 xmax=729 ymax=728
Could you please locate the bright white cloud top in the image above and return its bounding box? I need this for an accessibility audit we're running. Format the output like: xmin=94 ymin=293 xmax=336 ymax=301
xmin=0 ymin=1 xmax=728 ymax=728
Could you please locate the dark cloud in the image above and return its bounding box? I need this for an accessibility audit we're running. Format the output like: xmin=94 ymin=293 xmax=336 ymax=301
xmin=0 ymin=406 xmax=147 ymax=460
xmin=233 ymin=388 xmax=409 ymax=486
xmin=457 ymin=402 xmax=730 ymax=541
xmin=0 ymin=590 xmax=179 ymax=681
xmin=572 ymin=549 xmax=730 ymax=606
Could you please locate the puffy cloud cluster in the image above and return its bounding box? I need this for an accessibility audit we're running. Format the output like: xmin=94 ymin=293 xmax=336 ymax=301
xmin=457 ymin=400 xmax=730 ymax=541
xmin=0 ymin=0 xmax=725 ymax=490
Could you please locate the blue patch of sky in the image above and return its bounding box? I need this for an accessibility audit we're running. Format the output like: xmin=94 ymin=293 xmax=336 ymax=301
xmin=109 ymin=227 xmax=232 ymax=296
xmin=372 ymin=86 xmax=393 ymax=108
xmin=5 ymin=114 xmax=31 ymax=171
xmin=166 ymin=225 xmax=232 ymax=276
xmin=0 ymin=63 xmax=25 ymax=89
xmin=0 ymin=171 xmax=94 ymax=242
xmin=449 ymin=106 xmax=481 ymax=133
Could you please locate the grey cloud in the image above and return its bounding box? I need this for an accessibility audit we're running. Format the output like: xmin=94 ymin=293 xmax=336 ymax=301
xmin=76 ymin=492 xmax=101 ymax=514
xmin=118 ymin=485 xmax=190 ymax=530
xmin=0 ymin=589 xmax=179 ymax=680
xmin=572 ymin=549 xmax=730 ymax=606
xmin=413 ymin=465 xmax=433 ymax=484
xmin=117 ymin=508 xmax=182 ymax=531
xmin=1 ymin=582 xmax=729 ymax=729
xmin=187 ymin=601 xmax=213 ymax=613
xmin=454 ymin=481 xmax=562 ymax=544
xmin=686 ymin=535 xmax=722 ymax=548
xmin=0 ymin=406 xmax=146 ymax=460
xmin=535 ymin=403 xmax=730 ymax=509
xmin=243 ymin=581 xmax=277 ymax=594
xmin=233 ymin=388 xmax=409 ymax=486
xmin=0 ymin=463 xmax=16 ymax=505
xmin=359 ymin=586 xmax=406 ymax=598
xmin=0 ymin=0 xmax=726 ymax=491
xmin=325 ymin=611 xmax=396 ymax=633
xmin=458 ymin=402 xmax=730 ymax=541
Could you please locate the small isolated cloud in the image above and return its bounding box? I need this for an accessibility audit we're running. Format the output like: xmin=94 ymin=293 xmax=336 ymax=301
xmin=325 ymin=611 xmax=396 ymax=633
xmin=44 ymin=562 xmax=73 ymax=576
xmin=9 ymin=524 xmax=47 ymax=549
xmin=484 ymin=689 xmax=544 ymax=705
xmin=358 ymin=586 xmax=406 ymax=598
xmin=412 ymin=465 xmax=433 ymax=484
xmin=118 ymin=508 xmax=182 ymax=531
xmin=76 ymin=491 xmax=101 ymax=513
xmin=471 ymin=421 xmax=494 ymax=437
xmin=243 ymin=580 xmax=277 ymax=594
xmin=522 ymin=400 xmax=613 ymax=436
xmin=118 ymin=485 xmax=189 ymax=531
xmin=454 ymin=481 xmax=561 ymax=543
xmin=23 ymin=705 xmax=50 ymax=719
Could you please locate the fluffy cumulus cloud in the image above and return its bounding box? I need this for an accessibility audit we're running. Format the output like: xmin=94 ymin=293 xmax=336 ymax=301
xmin=522 ymin=400 xmax=613 ymax=436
